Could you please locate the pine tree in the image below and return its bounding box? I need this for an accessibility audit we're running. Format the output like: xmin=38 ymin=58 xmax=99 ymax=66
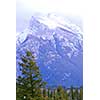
xmin=50 ymin=90 xmax=54 ymax=99
xmin=74 ymin=88 xmax=80 ymax=100
xmin=57 ymin=86 xmax=65 ymax=100
xmin=53 ymin=89 xmax=56 ymax=100
xmin=43 ymin=88 xmax=47 ymax=98
xmin=80 ymin=87 xmax=83 ymax=100
xmin=16 ymin=51 xmax=46 ymax=100
xmin=70 ymin=86 xmax=74 ymax=100
xmin=65 ymin=90 xmax=69 ymax=100
xmin=47 ymin=88 xmax=50 ymax=97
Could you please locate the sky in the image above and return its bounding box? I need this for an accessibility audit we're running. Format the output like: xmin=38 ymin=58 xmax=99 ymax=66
xmin=16 ymin=0 xmax=84 ymax=14
xmin=16 ymin=0 xmax=84 ymax=32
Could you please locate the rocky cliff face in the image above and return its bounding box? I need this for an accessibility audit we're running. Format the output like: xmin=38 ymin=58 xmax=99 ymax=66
xmin=16 ymin=13 xmax=83 ymax=87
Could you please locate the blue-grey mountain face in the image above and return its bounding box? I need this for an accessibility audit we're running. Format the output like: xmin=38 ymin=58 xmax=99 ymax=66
xmin=16 ymin=13 xmax=83 ymax=87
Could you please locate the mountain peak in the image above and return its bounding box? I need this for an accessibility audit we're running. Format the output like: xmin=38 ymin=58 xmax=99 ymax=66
xmin=29 ymin=13 xmax=83 ymax=33
xmin=16 ymin=13 xmax=83 ymax=87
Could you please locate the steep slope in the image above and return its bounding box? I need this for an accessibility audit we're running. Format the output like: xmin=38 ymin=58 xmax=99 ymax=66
xmin=16 ymin=13 xmax=83 ymax=87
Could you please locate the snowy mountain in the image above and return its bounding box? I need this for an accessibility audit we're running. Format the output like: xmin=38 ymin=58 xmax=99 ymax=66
xmin=16 ymin=13 xmax=83 ymax=87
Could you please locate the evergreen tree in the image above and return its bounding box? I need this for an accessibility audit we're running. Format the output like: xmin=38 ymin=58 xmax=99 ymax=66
xmin=16 ymin=51 xmax=46 ymax=100
xmin=57 ymin=86 xmax=65 ymax=100
xmin=43 ymin=88 xmax=47 ymax=98
xmin=65 ymin=90 xmax=69 ymax=100
xmin=50 ymin=90 xmax=54 ymax=99
xmin=80 ymin=87 xmax=83 ymax=100
xmin=70 ymin=86 xmax=74 ymax=100
xmin=47 ymin=88 xmax=50 ymax=98
xmin=53 ymin=89 xmax=56 ymax=100
xmin=74 ymin=88 xmax=79 ymax=100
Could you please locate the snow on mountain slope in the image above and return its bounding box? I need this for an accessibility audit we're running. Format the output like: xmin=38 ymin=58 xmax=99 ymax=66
xmin=16 ymin=13 xmax=83 ymax=87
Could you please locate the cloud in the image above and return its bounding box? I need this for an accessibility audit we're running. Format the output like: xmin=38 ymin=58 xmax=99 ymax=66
xmin=17 ymin=0 xmax=84 ymax=15
xmin=16 ymin=0 xmax=84 ymax=32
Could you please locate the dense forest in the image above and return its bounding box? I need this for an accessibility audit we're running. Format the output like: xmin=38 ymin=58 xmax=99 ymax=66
xmin=16 ymin=51 xmax=83 ymax=100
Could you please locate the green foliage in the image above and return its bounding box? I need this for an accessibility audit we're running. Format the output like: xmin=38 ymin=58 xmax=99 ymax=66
xmin=56 ymin=86 xmax=66 ymax=100
xmin=43 ymin=88 xmax=47 ymax=97
xmin=80 ymin=87 xmax=83 ymax=100
xmin=16 ymin=50 xmax=83 ymax=100
xmin=16 ymin=51 xmax=46 ymax=100
xmin=65 ymin=90 xmax=69 ymax=100
xmin=74 ymin=88 xmax=79 ymax=100
xmin=47 ymin=88 xmax=50 ymax=98
xmin=70 ymin=86 xmax=75 ymax=100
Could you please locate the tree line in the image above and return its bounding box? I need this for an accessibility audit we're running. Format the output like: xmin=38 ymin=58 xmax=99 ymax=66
xmin=16 ymin=51 xmax=83 ymax=100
